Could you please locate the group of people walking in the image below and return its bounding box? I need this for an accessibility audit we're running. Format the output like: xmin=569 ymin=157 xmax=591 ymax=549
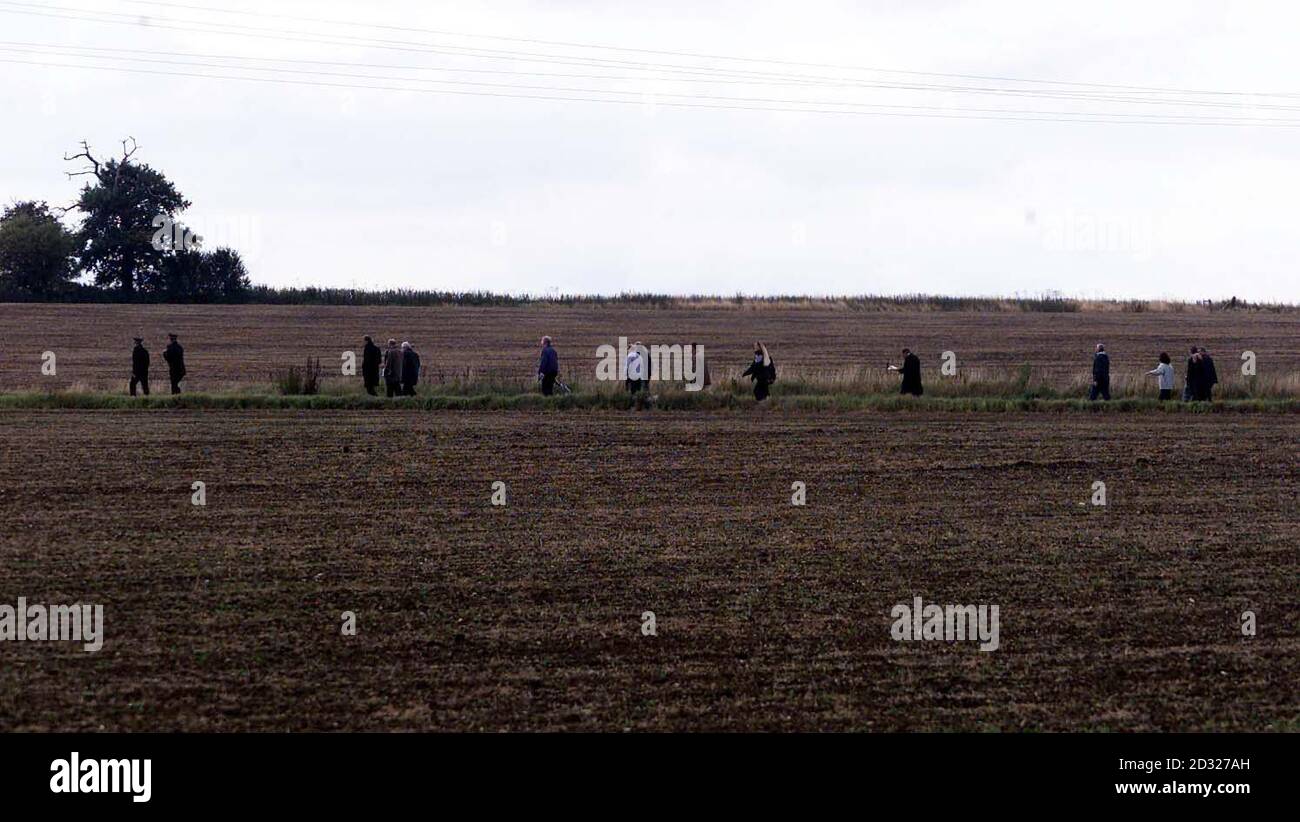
xmin=124 ymin=333 xmax=1227 ymax=403
xmin=361 ymin=336 xmax=422 ymax=397
xmin=128 ymin=334 xmax=186 ymax=396
xmin=1092 ymin=343 xmax=1219 ymax=401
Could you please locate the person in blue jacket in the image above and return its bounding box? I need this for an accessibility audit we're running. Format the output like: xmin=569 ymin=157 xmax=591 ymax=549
xmin=537 ymin=336 xmax=560 ymax=395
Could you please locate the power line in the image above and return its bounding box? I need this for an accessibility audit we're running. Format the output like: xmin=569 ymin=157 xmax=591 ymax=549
xmin=113 ymin=0 xmax=1300 ymax=99
xmin=4 ymin=0 xmax=1296 ymax=105
xmin=4 ymin=44 xmax=1298 ymax=122
xmin=7 ymin=3 xmax=978 ymax=86
xmin=3 ymin=1 xmax=1294 ymax=124
xmin=1 ymin=11 xmax=1291 ymax=115
xmin=0 ymin=39 xmax=836 ymax=87
xmin=4 ymin=55 xmax=1297 ymax=127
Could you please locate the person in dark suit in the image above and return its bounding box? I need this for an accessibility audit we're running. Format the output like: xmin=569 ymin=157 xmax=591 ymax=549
xmin=1089 ymin=343 xmax=1110 ymax=401
xmin=129 ymin=337 xmax=150 ymax=396
xmin=361 ymin=335 xmax=382 ymax=396
xmin=401 ymin=342 xmax=421 ymax=396
xmin=891 ymin=348 xmax=923 ymax=396
xmin=162 ymin=333 xmax=186 ymax=394
xmin=1197 ymin=347 xmax=1218 ymax=401
xmin=1183 ymin=346 xmax=1201 ymax=401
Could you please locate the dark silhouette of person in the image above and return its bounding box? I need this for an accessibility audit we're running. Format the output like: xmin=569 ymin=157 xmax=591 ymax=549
xmin=1089 ymin=343 xmax=1110 ymax=401
xmin=741 ymin=342 xmax=774 ymax=401
xmin=361 ymin=335 xmax=381 ymax=396
xmin=163 ymin=333 xmax=186 ymax=394
xmin=1198 ymin=347 xmax=1218 ymax=401
xmin=892 ymin=348 xmax=923 ymax=396
xmin=692 ymin=341 xmax=711 ymax=389
xmin=538 ymin=336 xmax=559 ymax=395
xmin=1183 ymin=346 xmax=1202 ymax=401
xmin=401 ymin=342 xmax=421 ymax=396
xmin=129 ymin=337 xmax=150 ymax=396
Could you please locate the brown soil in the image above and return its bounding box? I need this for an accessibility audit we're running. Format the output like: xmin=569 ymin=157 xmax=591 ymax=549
xmin=0 ymin=409 xmax=1294 ymax=731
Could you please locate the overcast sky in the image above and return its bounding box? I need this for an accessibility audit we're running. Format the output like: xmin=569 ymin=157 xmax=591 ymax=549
xmin=2 ymin=0 xmax=1298 ymax=301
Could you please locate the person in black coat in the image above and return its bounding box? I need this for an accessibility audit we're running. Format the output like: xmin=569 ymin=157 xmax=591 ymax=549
xmin=741 ymin=342 xmax=774 ymax=401
xmin=1089 ymin=343 xmax=1110 ymax=401
xmin=890 ymin=348 xmax=923 ymax=396
xmin=401 ymin=342 xmax=421 ymax=396
xmin=1197 ymin=347 xmax=1218 ymax=401
xmin=162 ymin=333 xmax=186 ymax=394
xmin=1183 ymin=346 xmax=1201 ymax=401
xmin=129 ymin=337 xmax=150 ymax=396
xmin=361 ymin=335 xmax=381 ymax=396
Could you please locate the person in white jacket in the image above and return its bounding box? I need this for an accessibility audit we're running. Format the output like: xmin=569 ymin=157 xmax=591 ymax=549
xmin=1147 ymin=351 xmax=1175 ymax=401
xmin=626 ymin=343 xmax=646 ymax=394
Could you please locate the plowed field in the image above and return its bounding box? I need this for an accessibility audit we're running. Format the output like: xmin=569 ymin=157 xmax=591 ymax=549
xmin=1 ymin=410 xmax=1294 ymax=731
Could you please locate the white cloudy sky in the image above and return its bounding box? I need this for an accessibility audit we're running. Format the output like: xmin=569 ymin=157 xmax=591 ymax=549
xmin=2 ymin=0 xmax=1299 ymax=300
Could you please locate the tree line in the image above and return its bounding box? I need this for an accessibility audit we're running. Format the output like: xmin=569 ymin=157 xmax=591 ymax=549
xmin=0 ymin=138 xmax=250 ymax=302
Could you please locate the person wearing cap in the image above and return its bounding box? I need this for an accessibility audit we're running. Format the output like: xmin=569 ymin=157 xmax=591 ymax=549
xmin=163 ymin=333 xmax=186 ymax=394
xmin=537 ymin=336 xmax=559 ymax=395
xmin=361 ymin=335 xmax=382 ymax=396
xmin=382 ymin=338 xmax=403 ymax=398
xmin=129 ymin=337 xmax=150 ymax=396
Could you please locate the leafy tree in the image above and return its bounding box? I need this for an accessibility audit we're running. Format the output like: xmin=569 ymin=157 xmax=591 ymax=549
xmin=199 ymin=247 xmax=251 ymax=299
xmin=66 ymin=138 xmax=190 ymax=295
xmin=0 ymin=201 xmax=78 ymax=296
xmin=158 ymin=246 xmax=251 ymax=302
